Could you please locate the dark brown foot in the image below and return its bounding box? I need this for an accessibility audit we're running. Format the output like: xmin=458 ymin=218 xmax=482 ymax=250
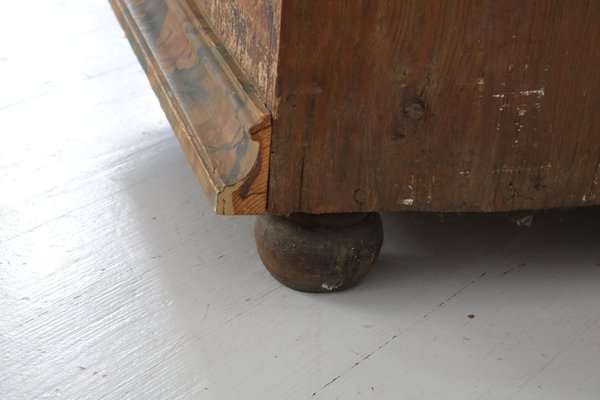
xmin=254 ymin=213 xmax=384 ymax=292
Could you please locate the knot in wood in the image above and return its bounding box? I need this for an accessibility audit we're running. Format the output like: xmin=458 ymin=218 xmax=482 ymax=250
xmin=353 ymin=188 xmax=367 ymax=203
xmin=403 ymin=101 xmax=426 ymax=121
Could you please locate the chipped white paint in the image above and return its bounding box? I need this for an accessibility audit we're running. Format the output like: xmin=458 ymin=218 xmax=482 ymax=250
xmin=491 ymin=163 xmax=552 ymax=174
xmin=477 ymin=78 xmax=485 ymax=85
xmin=515 ymin=122 xmax=525 ymax=133
xmin=520 ymin=88 xmax=546 ymax=97
xmin=492 ymin=88 xmax=545 ymax=99
xmin=321 ymin=282 xmax=341 ymax=291
xmin=398 ymin=182 xmax=417 ymax=206
xmin=2 ymin=2 xmax=600 ymax=400
xmin=513 ymin=214 xmax=534 ymax=227
xmin=518 ymin=109 xmax=527 ymax=117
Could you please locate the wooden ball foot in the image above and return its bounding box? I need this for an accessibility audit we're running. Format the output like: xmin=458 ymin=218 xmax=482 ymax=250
xmin=254 ymin=213 xmax=383 ymax=292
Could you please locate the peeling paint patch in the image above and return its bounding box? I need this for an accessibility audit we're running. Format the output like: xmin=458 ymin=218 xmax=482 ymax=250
xmin=398 ymin=198 xmax=415 ymax=205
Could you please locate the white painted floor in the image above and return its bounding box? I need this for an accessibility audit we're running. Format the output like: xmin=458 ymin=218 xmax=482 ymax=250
xmin=1 ymin=1 xmax=600 ymax=399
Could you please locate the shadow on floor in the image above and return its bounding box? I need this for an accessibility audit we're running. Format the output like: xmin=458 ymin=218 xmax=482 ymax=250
xmin=360 ymin=207 xmax=600 ymax=294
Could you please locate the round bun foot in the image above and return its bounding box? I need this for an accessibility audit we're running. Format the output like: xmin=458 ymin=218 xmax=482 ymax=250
xmin=254 ymin=212 xmax=384 ymax=292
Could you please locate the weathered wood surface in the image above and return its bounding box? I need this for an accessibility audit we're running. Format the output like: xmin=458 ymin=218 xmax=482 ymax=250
xmin=191 ymin=0 xmax=281 ymax=110
xmin=111 ymin=0 xmax=600 ymax=215
xmin=269 ymin=0 xmax=600 ymax=214
xmin=109 ymin=0 xmax=271 ymax=214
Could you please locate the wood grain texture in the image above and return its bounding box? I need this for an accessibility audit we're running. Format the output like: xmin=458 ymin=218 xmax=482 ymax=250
xmin=269 ymin=0 xmax=600 ymax=214
xmin=109 ymin=0 xmax=271 ymax=214
xmin=191 ymin=0 xmax=281 ymax=110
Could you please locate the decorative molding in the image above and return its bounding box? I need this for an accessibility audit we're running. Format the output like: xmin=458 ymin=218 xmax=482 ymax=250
xmin=110 ymin=0 xmax=271 ymax=214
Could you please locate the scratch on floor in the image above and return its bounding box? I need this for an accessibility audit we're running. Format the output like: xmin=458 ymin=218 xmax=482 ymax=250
xmin=224 ymin=286 xmax=281 ymax=325
xmin=506 ymin=316 xmax=600 ymax=400
xmin=202 ymin=303 xmax=210 ymax=321
xmin=311 ymin=270 xmax=492 ymax=397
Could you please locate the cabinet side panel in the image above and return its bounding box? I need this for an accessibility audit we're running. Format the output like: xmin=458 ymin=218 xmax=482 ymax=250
xmin=191 ymin=0 xmax=281 ymax=110
xmin=269 ymin=0 xmax=600 ymax=214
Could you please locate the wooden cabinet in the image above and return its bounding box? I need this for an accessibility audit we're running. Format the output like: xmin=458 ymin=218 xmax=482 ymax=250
xmin=110 ymin=0 xmax=600 ymax=290
xmin=110 ymin=0 xmax=600 ymax=215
